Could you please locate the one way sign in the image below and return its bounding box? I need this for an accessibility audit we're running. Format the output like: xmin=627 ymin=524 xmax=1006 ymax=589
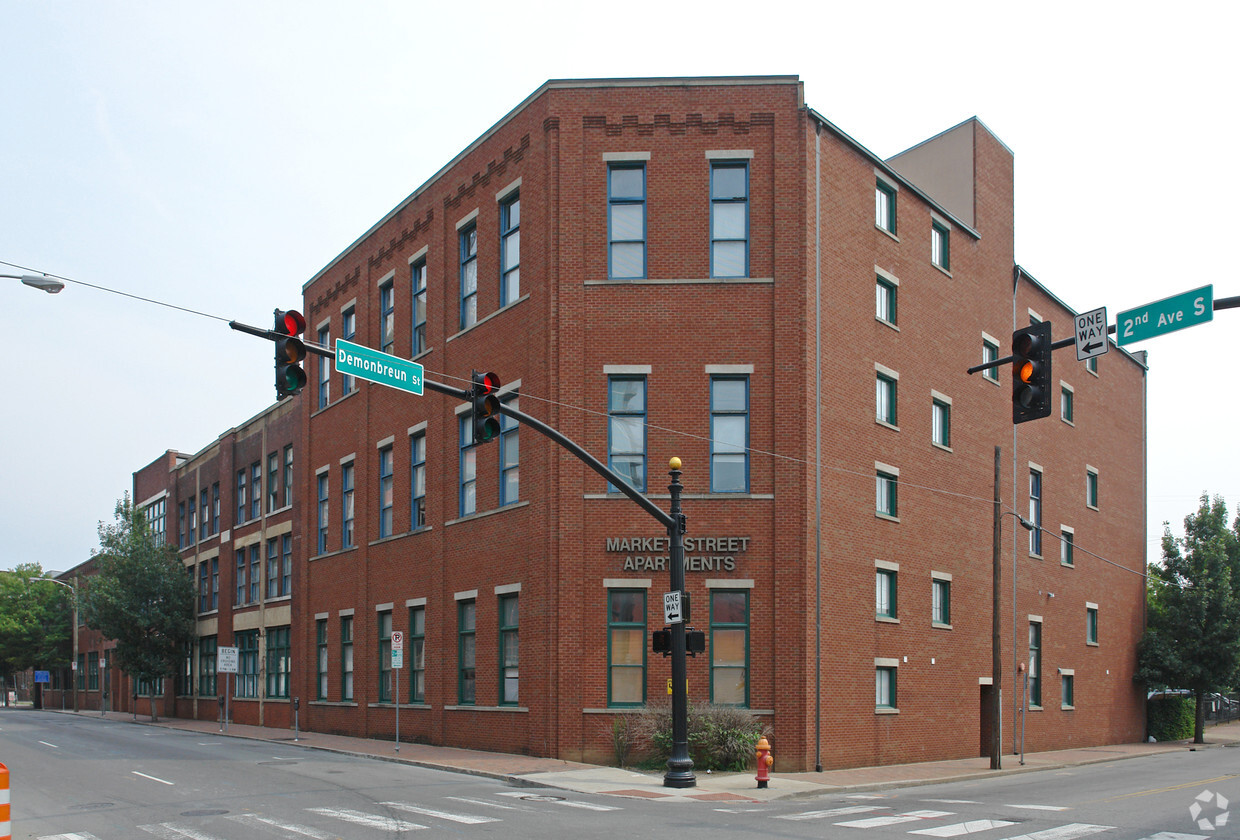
xmin=1075 ymin=306 xmax=1109 ymax=362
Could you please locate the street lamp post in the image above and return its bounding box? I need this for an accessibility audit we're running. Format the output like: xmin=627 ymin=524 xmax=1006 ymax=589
xmin=43 ymin=577 xmax=79 ymax=713
xmin=1 ymin=273 xmax=65 ymax=293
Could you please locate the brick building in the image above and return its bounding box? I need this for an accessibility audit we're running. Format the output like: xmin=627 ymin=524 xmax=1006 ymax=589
xmin=68 ymin=76 xmax=1148 ymax=771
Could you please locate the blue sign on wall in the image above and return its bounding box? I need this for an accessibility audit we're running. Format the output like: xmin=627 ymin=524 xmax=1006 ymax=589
xmin=35 ymin=670 xmax=50 ymax=683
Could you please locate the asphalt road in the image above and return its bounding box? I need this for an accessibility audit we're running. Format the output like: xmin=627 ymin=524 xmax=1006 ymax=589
xmin=3 ymin=710 xmax=1238 ymax=839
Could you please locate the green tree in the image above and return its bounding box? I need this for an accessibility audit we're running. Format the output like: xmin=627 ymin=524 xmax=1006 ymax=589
xmin=0 ymin=563 xmax=73 ymax=705
xmin=82 ymin=496 xmax=195 ymax=721
xmin=1136 ymin=494 xmax=1240 ymax=743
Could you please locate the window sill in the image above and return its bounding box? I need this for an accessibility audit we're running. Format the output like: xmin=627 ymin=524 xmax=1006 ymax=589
xmin=309 ymin=700 xmax=359 ymax=707
xmin=411 ymin=346 xmax=433 ymax=363
xmin=875 ymin=512 xmax=900 ymax=523
xmin=876 ymin=225 xmax=899 ymax=243
xmin=1061 ymin=418 xmax=1075 ymax=427
xmin=876 ymin=419 xmax=899 ymax=432
xmin=446 ymin=295 xmax=529 ymax=344
xmin=875 ymin=707 xmax=899 ymax=715
xmin=1087 ymin=504 xmax=1099 ymax=512
xmin=1062 ymin=705 xmax=1075 ymax=711
xmin=1061 ymin=561 xmax=1075 ymax=569
xmin=586 ymin=277 xmax=775 ymax=286
xmin=984 ymin=374 xmax=1001 ymax=387
xmin=931 ymin=442 xmax=953 ymax=454
xmin=876 ymin=615 xmax=899 ymax=624
xmin=369 ymin=526 xmax=434 ymax=547
xmin=1028 ymin=704 xmax=1043 ymax=711
xmin=444 ymin=705 xmax=529 ymax=713
xmin=264 ymin=595 xmax=292 ymax=604
xmin=1029 ymin=552 xmax=1043 ymax=560
xmin=876 ymin=317 xmax=899 ymax=331
xmin=368 ymin=702 xmax=432 ymax=710
xmin=932 ymin=262 xmax=952 ymax=278
xmin=445 ymin=500 xmax=530 ymax=528
xmin=309 ymin=546 xmax=359 ymax=562
xmin=932 ymin=622 xmax=952 ymax=630
xmin=1087 ymin=641 xmax=1099 ymax=647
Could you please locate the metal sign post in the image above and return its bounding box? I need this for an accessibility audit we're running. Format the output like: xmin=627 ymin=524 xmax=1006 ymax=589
xmin=217 ymin=645 xmax=239 ymax=733
xmin=391 ymin=631 xmax=404 ymax=752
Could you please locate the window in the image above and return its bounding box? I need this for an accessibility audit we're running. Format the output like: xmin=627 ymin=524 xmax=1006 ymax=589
xmin=235 ymin=549 xmax=247 ymax=606
xmin=876 ymin=665 xmax=897 ymax=710
xmin=458 ymin=600 xmax=476 ymax=705
xmin=283 ymin=446 xmax=293 ymax=508
xmin=1030 ymin=469 xmax=1043 ymax=556
xmin=412 ymin=259 xmax=427 ymax=355
xmin=187 ymin=497 xmax=196 ymax=546
xmin=249 ymin=544 xmax=261 ymax=604
xmin=199 ymin=636 xmax=217 ymax=696
xmin=249 ymin=462 xmax=261 ymax=521
xmin=499 ymin=396 xmax=519 ymax=505
xmin=608 ymin=164 xmax=646 ymax=279
xmin=932 ymin=576 xmax=951 ymax=626
xmin=266 ymin=626 xmax=290 ymax=699
xmin=411 ymin=432 xmax=426 ymax=528
xmin=211 ymin=482 xmax=220 ymax=534
xmin=198 ymin=561 xmax=209 ymax=613
xmin=876 ymin=275 xmax=897 ymax=325
xmin=711 ymin=376 xmax=748 ymax=492
xmin=1086 ymin=467 xmax=1099 ymax=508
xmin=341 ymin=616 xmax=354 ymax=701
xmin=1087 ymin=355 xmax=1099 ymax=375
xmin=710 ymin=589 xmax=748 ymax=706
xmin=876 ymin=568 xmax=897 ymax=619
xmin=932 ymin=220 xmax=950 ymax=271
xmin=932 ymin=396 xmax=951 ymax=448
xmin=459 ymin=416 xmax=476 ymax=516
xmin=277 ymin=536 xmax=291 ymax=597
xmin=1029 ymin=621 xmax=1042 ymax=707
xmin=76 ymin=653 xmax=85 ymax=690
xmin=199 ymin=489 xmax=208 ymax=540
xmin=378 ymin=610 xmax=392 ymax=702
xmin=608 ymin=376 xmax=646 ymax=492
xmin=146 ymin=498 xmax=166 ymax=547
xmin=178 ymin=502 xmax=186 ymax=549
xmin=176 ymin=642 xmax=193 ymax=695
xmin=608 ymin=589 xmax=646 ymax=706
xmin=1087 ymin=604 xmax=1099 ymax=645
xmin=711 ymin=161 xmax=748 ymax=278
xmin=1062 ymin=673 xmax=1075 ymax=708
xmin=875 ymin=178 xmax=896 ymax=234
xmin=379 ymin=279 xmax=395 ymax=355
xmin=267 ymin=452 xmax=279 ymax=513
xmin=983 ymin=337 xmax=1000 ymax=383
xmin=379 ymin=446 xmax=394 ymax=537
xmin=266 ymin=538 xmax=279 ymax=599
xmin=317 ymin=472 xmax=329 ymax=554
xmin=318 ymin=325 xmax=331 ymax=409
xmin=1061 ymin=528 xmax=1075 ymax=567
xmin=876 ymin=468 xmax=898 ymax=518
xmin=460 ymin=224 xmax=478 ymax=329
xmin=88 ymin=652 xmax=99 ymax=691
xmin=409 ymin=605 xmax=426 ymax=703
xmin=342 ymin=462 xmax=355 ymax=548
xmin=1061 ymin=384 xmax=1074 ymax=423
xmin=500 ymin=193 xmax=520 ymax=304
xmin=236 ymin=468 xmax=247 ymax=523
xmin=341 ymin=308 xmax=356 ymax=394
xmin=876 ymin=370 xmax=897 ymax=426
xmin=210 ymin=557 xmax=218 ymax=610
xmin=499 ymin=594 xmax=519 ymax=704
xmin=316 ymin=620 xmax=328 ymax=700
xmin=236 ymin=630 xmax=260 ymax=699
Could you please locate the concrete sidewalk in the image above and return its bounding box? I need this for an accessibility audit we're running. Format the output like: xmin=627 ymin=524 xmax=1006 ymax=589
xmin=45 ymin=709 xmax=1240 ymax=803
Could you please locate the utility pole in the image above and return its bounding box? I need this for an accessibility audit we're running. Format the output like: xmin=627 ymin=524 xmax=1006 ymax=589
xmin=991 ymin=447 xmax=1002 ymax=769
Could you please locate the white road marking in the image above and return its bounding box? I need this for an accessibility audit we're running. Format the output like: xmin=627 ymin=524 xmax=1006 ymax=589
xmin=307 ymin=807 xmax=426 ymax=831
xmin=913 ymin=819 xmax=1018 ymax=836
xmin=37 ymin=740 xmax=59 ymax=748
xmin=227 ymin=813 xmax=337 ymax=839
xmin=1006 ymin=804 xmax=1070 ymax=811
xmin=846 ymin=793 xmax=887 ymax=799
xmin=837 ymin=809 xmax=954 ymax=828
xmin=775 ymin=805 xmax=883 ymax=821
xmin=444 ymin=795 xmax=531 ymax=811
xmin=381 ymin=801 xmax=500 ymax=824
xmin=1136 ymin=834 xmax=1207 ymax=840
xmin=924 ymin=799 xmax=983 ymax=804
xmin=997 ymin=825 xmax=1113 ymax=840
xmin=38 ymin=834 xmax=104 ymax=840
xmin=138 ymin=824 xmax=222 ymax=840
xmin=132 ymin=771 xmax=175 ymax=785
xmin=494 ymin=790 xmax=620 ymax=811
xmin=714 ymin=807 xmax=771 ymax=813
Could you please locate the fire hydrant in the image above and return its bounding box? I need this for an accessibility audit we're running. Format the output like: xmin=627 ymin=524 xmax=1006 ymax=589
xmin=755 ymin=736 xmax=773 ymax=788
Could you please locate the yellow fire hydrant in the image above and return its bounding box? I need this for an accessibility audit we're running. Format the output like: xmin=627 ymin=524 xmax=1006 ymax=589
xmin=755 ymin=736 xmax=773 ymax=788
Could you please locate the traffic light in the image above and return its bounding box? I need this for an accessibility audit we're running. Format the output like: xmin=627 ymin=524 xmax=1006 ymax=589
xmin=1012 ymin=321 xmax=1052 ymax=423
xmin=274 ymin=309 xmax=307 ymax=400
xmin=470 ymin=370 xmax=502 ymax=445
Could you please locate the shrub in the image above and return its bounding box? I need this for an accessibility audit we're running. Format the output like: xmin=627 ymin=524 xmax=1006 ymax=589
xmin=631 ymin=701 xmax=769 ymax=771
xmin=1147 ymin=694 xmax=1194 ymax=741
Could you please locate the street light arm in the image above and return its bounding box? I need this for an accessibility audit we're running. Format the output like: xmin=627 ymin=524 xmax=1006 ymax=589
xmin=1 ymin=273 xmax=65 ymax=293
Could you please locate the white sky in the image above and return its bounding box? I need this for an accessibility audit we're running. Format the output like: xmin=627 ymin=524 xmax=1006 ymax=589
xmin=3 ymin=1 xmax=1237 ymax=574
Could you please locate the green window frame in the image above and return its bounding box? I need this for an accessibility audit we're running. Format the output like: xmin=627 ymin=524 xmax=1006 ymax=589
xmin=500 ymin=192 xmax=520 ymax=304
xmin=876 ymin=372 xmax=897 ymax=425
xmin=932 ymin=398 xmax=951 ymax=448
xmin=412 ymin=259 xmax=427 ymax=356
xmin=709 ymin=589 xmax=749 ymax=707
xmin=411 ymin=431 xmax=427 ymax=529
xmin=877 ymin=470 xmax=898 ymax=518
xmin=499 ymin=396 xmax=520 ymax=506
xmin=1061 ymin=385 xmax=1074 ymax=422
xmin=76 ymin=653 xmax=85 ymax=690
xmin=876 ymin=666 xmax=897 ymax=710
xmin=1030 ymin=470 xmax=1043 ymax=556
xmin=1029 ymin=621 xmax=1042 ymax=707
xmin=876 ymin=276 xmax=897 ymax=325
xmin=378 ymin=610 xmax=392 ymax=702
xmin=267 ymin=451 xmax=279 ymax=514
xmin=266 ymin=626 xmax=290 ymax=699
xmin=379 ymin=446 xmax=394 ymax=538
xmin=316 ymin=619 xmax=328 ymax=700
xmin=460 ymin=223 xmax=478 ymax=329
xmin=1087 ymin=606 xmax=1099 ymax=645
xmin=983 ymin=338 xmax=1000 ymax=383
xmin=379 ymin=279 xmax=395 ymax=355
xmin=932 ymin=220 xmax=950 ymax=270
xmin=87 ymin=651 xmax=99 ymax=691
xmin=875 ymin=178 xmax=896 ymax=234
xmin=876 ymin=569 xmax=897 ymax=619
xmin=458 ymin=600 xmax=476 ymax=705
xmin=409 ymin=605 xmax=426 ymax=703
xmin=342 ymin=462 xmax=355 ymax=548
xmin=198 ymin=636 xmax=217 ymax=696
xmin=1087 ymin=469 xmax=1099 ymax=508
xmin=1061 ymin=674 xmax=1075 ymax=708
xmin=932 ymin=577 xmax=951 ymax=626
xmin=1062 ymin=529 xmax=1075 ymax=567
xmin=608 ymin=589 xmax=646 ymax=707
xmin=499 ymin=594 xmax=519 ymax=705
xmin=341 ymin=615 xmax=354 ymax=701
xmin=236 ymin=630 xmax=260 ymax=699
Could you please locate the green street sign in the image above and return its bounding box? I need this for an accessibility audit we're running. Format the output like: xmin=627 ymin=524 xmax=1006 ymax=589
xmin=335 ymin=339 xmax=424 ymax=396
xmin=1116 ymin=285 xmax=1213 ymax=346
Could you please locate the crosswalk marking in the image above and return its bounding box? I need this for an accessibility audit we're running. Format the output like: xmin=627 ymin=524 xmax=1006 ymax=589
xmin=227 ymin=813 xmax=337 ymax=838
xmin=39 ymin=834 xmax=103 ymax=840
xmin=1006 ymin=804 xmax=1070 ymax=811
xmin=912 ymin=819 xmax=1018 ymax=837
xmin=306 ymin=807 xmax=426 ymax=831
xmin=996 ymin=825 xmax=1112 ymax=840
xmin=494 ymin=790 xmax=620 ymax=811
xmin=837 ymin=809 xmax=954 ymax=829
xmin=445 ymin=795 xmax=533 ymax=812
xmin=137 ymin=824 xmax=221 ymax=840
xmin=775 ymin=805 xmax=882 ymax=821
xmin=381 ymin=801 xmax=500 ymax=824
xmin=924 ymin=799 xmax=983 ymax=805
xmin=1138 ymin=833 xmax=1207 ymax=840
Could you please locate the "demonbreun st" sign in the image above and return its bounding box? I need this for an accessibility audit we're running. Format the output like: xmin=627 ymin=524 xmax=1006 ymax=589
xmin=605 ymin=536 xmax=750 ymax=572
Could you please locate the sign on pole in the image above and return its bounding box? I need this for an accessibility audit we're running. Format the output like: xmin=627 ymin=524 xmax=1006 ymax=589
xmin=1117 ymin=285 xmax=1213 ymax=346
xmin=1074 ymin=306 xmax=1109 ymax=361
xmin=391 ymin=648 xmax=404 ymax=669
xmin=390 ymin=631 xmax=403 ymax=651
xmin=35 ymin=671 xmax=50 ymax=684
xmin=218 ymin=646 xmax=239 ymax=674
xmin=335 ymin=339 xmax=424 ymax=396
xmin=664 ymin=591 xmax=683 ymax=625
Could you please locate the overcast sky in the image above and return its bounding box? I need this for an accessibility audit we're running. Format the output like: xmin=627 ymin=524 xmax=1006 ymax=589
xmin=3 ymin=1 xmax=1236 ymax=576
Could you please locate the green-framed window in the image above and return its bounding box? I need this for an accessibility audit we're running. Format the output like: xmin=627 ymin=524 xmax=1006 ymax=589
xmin=458 ymin=600 xmax=476 ymax=705
xmin=198 ymin=636 xmax=216 ymax=696
xmin=608 ymin=589 xmax=646 ymax=707
xmin=1061 ymin=673 xmax=1075 ymax=708
xmin=412 ymin=259 xmax=427 ymax=355
xmin=1087 ymin=468 xmax=1099 ymax=508
xmin=409 ymin=605 xmax=425 ymax=703
xmin=877 ymin=469 xmax=898 ymax=518
xmin=341 ymin=615 xmax=354 ymax=701
xmin=1061 ymin=384 xmax=1074 ymax=423
xmin=875 ymin=178 xmax=896 ymax=234
xmin=499 ymin=594 xmax=519 ymax=705
xmin=876 ymin=371 xmax=897 ymax=425
xmin=932 ymin=397 xmax=951 ymax=448
xmin=500 ymin=192 xmax=521 ymax=304
xmin=378 ymin=610 xmax=392 ymax=702
xmin=379 ymin=278 xmax=395 ymax=355
xmin=316 ymin=619 xmax=328 ymax=700
xmin=87 ymin=651 xmax=99 ymax=691
xmin=1030 ymin=469 xmax=1043 ymax=556
xmin=710 ymin=589 xmax=748 ymax=706
xmin=1087 ymin=605 xmax=1099 ymax=645
xmin=76 ymin=653 xmax=85 ymax=690
xmin=266 ymin=626 xmax=290 ymax=698
xmin=876 ymin=275 xmax=897 ymax=325
xmin=876 ymin=568 xmax=897 ymax=619
xmin=379 ymin=446 xmax=394 ymax=538
xmin=1062 ymin=529 xmax=1075 ymax=567
xmin=932 ymin=577 xmax=951 ymax=626
xmin=932 ymin=220 xmax=950 ymax=270
xmin=236 ymin=630 xmax=260 ymax=698
xmin=499 ymin=396 xmax=520 ymax=506
xmin=460 ymin=223 xmax=478 ymax=329
xmin=1029 ymin=621 xmax=1042 ymax=707
xmin=876 ymin=665 xmax=897 ymax=710
xmin=983 ymin=337 xmax=1000 ymax=383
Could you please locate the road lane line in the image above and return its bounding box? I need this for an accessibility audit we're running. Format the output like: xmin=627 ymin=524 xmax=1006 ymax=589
xmin=37 ymin=740 xmax=59 ymax=748
xmin=997 ymin=825 xmax=1114 ymax=840
xmin=924 ymin=799 xmax=983 ymax=804
xmin=913 ymin=819 xmax=1018 ymax=837
xmin=776 ymin=805 xmax=883 ymax=821
xmin=1086 ymin=774 xmax=1240 ymax=804
xmin=132 ymin=771 xmax=175 ymax=785
xmin=227 ymin=813 xmax=336 ymax=838
xmin=38 ymin=834 xmax=104 ymax=840
xmin=381 ymin=802 xmax=500 ymax=824
xmin=307 ymin=807 xmax=426 ymax=831
xmin=836 ymin=809 xmax=954 ymax=828
xmin=138 ymin=823 xmax=222 ymax=840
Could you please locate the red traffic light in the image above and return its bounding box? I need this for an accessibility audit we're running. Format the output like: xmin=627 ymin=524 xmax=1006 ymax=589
xmin=275 ymin=309 xmax=308 ymax=399
xmin=278 ymin=309 xmax=306 ymax=337
xmin=471 ymin=370 xmax=503 ymax=445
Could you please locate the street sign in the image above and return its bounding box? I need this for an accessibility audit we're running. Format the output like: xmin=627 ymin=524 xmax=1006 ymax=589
xmin=1074 ymin=306 xmax=1109 ymax=361
xmin=391 ymin=647 xmax=403 ymax=669
xmin=664 ymin=591 xmax=683 ymax=625
xmin=1117 ymin=285 xmax=1213 ymax=346
xmin=35 ymin=671 xmax=49 ymax=683
xmin=391 ymin=631 xmax=403 ymax=651
xmin=218 ymin=645 xmax=239 ymax=674
xmin=335 ymin=339 xmax=424 ymax=396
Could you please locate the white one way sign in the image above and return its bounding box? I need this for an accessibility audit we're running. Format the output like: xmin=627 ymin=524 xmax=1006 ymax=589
xmin=1075 ymin=306 xmax=1109 ymax=362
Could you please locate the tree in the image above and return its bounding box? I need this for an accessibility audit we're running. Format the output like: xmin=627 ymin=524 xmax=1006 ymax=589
xmin=82 ymin=496 xmax=195 ymax=721
xmin=0 ymin=563 xmax=73 ymax=706
xmin=1136 ymin=494 xmax=1240 ymax=743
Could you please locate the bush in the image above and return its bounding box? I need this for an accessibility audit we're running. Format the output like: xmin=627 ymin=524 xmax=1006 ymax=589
xmin=1147 ymin=694 xmax=1195 ymax=741
xmin=631 ymin=702 xmax=769 ymax=771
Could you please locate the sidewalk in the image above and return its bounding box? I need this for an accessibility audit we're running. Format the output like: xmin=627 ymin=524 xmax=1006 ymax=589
xmin=44 ymin=708 xmax=1240 ymax=803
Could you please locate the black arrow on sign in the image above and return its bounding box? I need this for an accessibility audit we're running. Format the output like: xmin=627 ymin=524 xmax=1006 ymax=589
xmin=1081 ymin=340 xmax=1103 ymax=355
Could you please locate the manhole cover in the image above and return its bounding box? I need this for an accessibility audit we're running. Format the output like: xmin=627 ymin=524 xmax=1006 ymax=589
xmin=69 ymin=803 xmax=114 ymax=811
xmin=180 ymin=809 xmax=228 ymax=817
xmin=521 ymin=795 xmax=566 ymax=802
